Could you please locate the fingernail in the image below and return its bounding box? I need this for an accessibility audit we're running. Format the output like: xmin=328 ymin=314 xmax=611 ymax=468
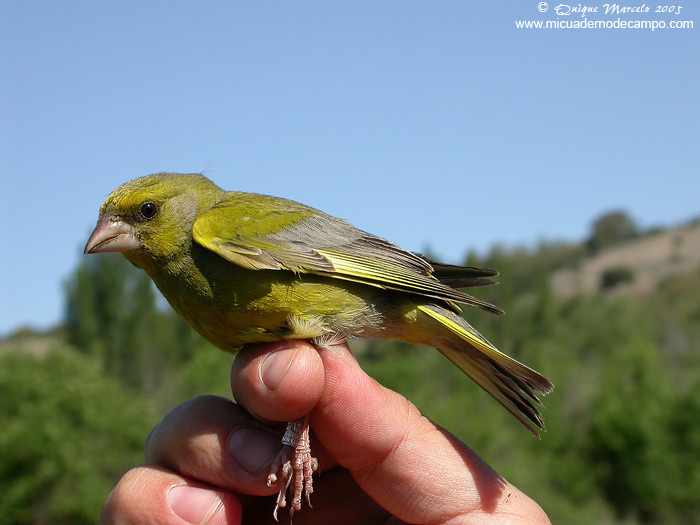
xmin=167 ymin=485 xmax=222 ymax=524
xmin=228 ymin=426 xmax=280 ymax=474
xmin=260 ymin=346 xmax=300 ymax=390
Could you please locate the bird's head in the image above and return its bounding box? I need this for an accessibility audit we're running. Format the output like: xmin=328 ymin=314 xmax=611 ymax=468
xmin=85 ymin=173 xmax=224 ymax=267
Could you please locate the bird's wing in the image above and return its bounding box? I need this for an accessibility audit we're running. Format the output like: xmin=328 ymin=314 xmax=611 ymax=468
xmin=192 ymin=192 xmax=502 ymax=313
xmin=427 ymin=260 xmax=500 ymax=288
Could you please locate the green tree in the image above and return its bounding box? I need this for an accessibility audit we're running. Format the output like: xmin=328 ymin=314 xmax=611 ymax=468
xmin=64 ymin=254 xmax=203 ymax=392
xmin=0 ymin=346 xmax=153 ymax=525
xmin=65 ymin=255 xmax=154 ymax=385
xmin=587 ymin=210 xmax=638 ymax=253
xmin=600 ymin=265 xmax=635 ymax=290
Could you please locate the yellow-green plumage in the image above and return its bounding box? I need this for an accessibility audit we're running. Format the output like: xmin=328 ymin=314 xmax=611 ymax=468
xmin=85 ymin=172 xmax=553 ymax=435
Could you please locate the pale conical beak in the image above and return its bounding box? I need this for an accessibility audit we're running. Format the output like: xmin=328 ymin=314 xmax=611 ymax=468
xmin=84 ymin=215 xmax=140 ymax=254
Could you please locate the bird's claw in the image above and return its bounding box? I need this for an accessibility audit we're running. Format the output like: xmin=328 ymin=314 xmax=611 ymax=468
xmin=267 ymin=417 xmax=318 ymax=521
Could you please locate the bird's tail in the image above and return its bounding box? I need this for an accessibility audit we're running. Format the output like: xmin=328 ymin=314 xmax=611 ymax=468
xmin=416 ymin=304 xmax=554 ymax=437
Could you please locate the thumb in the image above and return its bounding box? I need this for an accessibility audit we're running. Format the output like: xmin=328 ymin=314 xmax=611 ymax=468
xmin=311 ymin=342 xmax=549 ymax=524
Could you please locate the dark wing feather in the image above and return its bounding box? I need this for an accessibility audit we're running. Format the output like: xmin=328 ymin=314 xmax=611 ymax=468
xmin=425 ymin=259 xmax=500 ymax=289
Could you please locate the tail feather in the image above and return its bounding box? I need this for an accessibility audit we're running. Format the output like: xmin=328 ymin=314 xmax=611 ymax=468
xmin=439 ymin=349 xmax=545 ymax=435
xmin=417 ymin=305 xmax=554 ymax=437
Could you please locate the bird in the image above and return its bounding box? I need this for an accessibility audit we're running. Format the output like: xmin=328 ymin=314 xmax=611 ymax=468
xmin=84 ymin=172 xmax=553 ymax=519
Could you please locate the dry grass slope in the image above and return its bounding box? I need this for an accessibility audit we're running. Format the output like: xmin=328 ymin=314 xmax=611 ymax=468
xmin=551 ymin=219 xmax=700 ymax=299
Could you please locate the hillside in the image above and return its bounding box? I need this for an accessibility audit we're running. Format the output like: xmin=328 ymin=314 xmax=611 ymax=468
xmin=551 ymin=219 xmax=700 ymax=299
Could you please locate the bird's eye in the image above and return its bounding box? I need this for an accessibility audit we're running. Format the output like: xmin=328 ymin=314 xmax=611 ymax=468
xmin=139 ymin=201 xmax=159 ymax=220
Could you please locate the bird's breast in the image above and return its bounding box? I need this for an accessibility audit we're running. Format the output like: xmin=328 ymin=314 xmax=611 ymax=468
xmin=151 ymin=257 xmax=387 ymax=352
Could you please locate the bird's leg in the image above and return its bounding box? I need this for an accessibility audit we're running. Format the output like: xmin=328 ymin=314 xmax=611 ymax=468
xmin=267 ymin=414 xmax=319 ymax=521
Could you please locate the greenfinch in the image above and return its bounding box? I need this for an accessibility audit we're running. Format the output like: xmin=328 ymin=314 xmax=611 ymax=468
xmin=85 ymin=172 xmax=553 ymax=518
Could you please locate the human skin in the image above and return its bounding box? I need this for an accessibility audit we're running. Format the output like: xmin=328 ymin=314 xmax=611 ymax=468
xmin=100 ymin=340 xmax=551 ymax=524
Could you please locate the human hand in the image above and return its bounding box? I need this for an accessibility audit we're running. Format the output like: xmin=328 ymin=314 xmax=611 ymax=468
xmin=101 ymin=340 xmax=550 ymax=524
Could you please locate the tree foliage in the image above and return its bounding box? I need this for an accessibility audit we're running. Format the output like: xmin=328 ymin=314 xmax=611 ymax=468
xmin=64 ymin=255 xmax=206 ymax=393
xmin=0 ymin=346 xmax=152 ymax=525
xmin=600 ymin=265 xmax=636 ymax=290
xmin=587 ymin=210 xmax=639 ymax=253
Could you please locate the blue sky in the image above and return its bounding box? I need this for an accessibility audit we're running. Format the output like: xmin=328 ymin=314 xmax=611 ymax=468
xmin=1 ymin=2 xmax=698 ymax=335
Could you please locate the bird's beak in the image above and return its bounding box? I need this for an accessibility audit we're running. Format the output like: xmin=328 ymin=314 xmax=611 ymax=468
xmin=84 ymin=215 xmax=140 ymax=254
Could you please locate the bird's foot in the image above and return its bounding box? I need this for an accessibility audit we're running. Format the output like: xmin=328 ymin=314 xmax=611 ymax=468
xmin=267 ymin=416 xmax=318 ymax=521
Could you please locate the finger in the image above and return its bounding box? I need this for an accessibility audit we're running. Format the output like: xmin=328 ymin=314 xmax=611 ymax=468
xmin=146 ymin=395 xmax=283 ymax=497
xmin=231 ymin=341 xmax=338 ymax=470
xmin=231 ymin=341 xmax=324 ymax=423
xmin=236 ymin=469 xmax=388 ymax=525
xmin=142 ymin=395 xmax=385 ymax=523
xmin=312 ymin=342 xmax=551 ymax=524
xmin=100 ymin=465 xmax=242 ymax=525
